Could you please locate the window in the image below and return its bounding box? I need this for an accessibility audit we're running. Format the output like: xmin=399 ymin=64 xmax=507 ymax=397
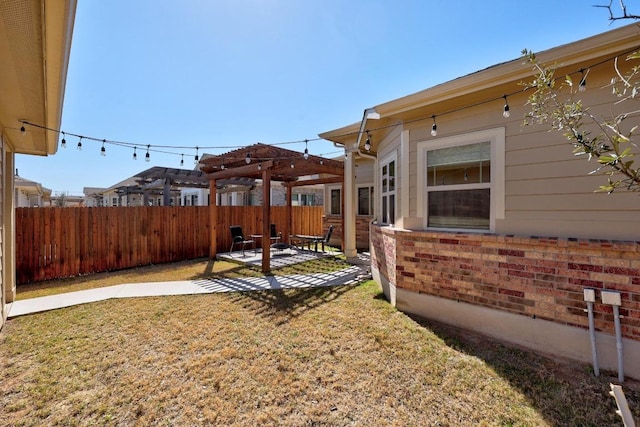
xmin=357 ymin=186 xmax=374 ymax=216
xmin=292 ymin=193 xmax=316 ymax=206
xmin=427 ymin=141 xmax=490 ymax=229
xmin=380 ymin=157 xmax=396 ymax=224
xmin=191 ymin=194 xmax=198 ymax=206
xmin=330 ymin=188 xmax=341 ymax=215
xmin=112 ymin=197 xmax=118 ymax=207
xmin=418 ymin=128 xmax=505 ymax=232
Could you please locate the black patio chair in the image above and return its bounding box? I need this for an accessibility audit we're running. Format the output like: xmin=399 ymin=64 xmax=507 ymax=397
xmin=311 ymin=225 xmax=334 ymax=253
xmin=229 ymin=225 xmax=254 ymax=257
xmin=270 ymin=224 xmax=281 ymax=243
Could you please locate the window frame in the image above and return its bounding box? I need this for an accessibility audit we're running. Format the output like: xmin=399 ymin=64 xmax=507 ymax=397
xmin=356 ymin=184 xmax=374 ymax=216
xmin=379 ymin=152 xmax=397 ymax=225
xmin=327 ymin=186 xmax=341 ymax=215
xmin=416 ymin=127 xmax=505 ymax=232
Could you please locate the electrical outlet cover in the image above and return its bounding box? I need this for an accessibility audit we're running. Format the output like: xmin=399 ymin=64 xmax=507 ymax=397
xmin=601 ymin=290 xmax=621 ymax=306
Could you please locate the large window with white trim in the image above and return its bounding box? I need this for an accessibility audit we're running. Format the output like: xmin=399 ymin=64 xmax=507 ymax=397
xmin=418 ymin=128 xmax=504 ymax=232
xmin=427 ymin=141 xmax=490 ymax=229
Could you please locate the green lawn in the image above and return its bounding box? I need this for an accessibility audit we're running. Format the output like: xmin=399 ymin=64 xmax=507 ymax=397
xmin=2 ymin=258 xmax=639 ymax=426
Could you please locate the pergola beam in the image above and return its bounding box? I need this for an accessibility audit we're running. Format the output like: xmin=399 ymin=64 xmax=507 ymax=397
xmin=206 ymin=161 xmax=273 ymax=181
xmin=282 ymin=176 xmax=344 ymax=187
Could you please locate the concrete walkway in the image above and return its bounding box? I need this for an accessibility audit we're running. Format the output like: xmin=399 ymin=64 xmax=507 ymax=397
xmin=7 ymin=264 xmax=371 ymax=318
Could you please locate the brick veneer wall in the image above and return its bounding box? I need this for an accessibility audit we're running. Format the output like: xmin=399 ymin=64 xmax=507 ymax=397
xmin=323 ymin=215 xmax=373 ymax=250
xmin=370 ymin=226 xmax=640 ymax=341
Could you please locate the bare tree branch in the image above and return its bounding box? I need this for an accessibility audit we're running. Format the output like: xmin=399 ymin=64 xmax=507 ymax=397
xmin=594 ymin=0 xmax=640 ymax=21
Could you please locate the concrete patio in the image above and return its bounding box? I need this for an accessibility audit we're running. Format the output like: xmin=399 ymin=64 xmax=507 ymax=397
xmin=8 ymin=252 xmax=371 ymax=318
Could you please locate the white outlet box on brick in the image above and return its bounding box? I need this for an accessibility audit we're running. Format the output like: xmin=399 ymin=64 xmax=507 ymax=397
xmin=601 ymin=290 xmax=621 ymax=306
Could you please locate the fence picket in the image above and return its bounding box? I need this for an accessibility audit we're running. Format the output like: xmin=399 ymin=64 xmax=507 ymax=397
xmin=15 ymin=205 xmax=322 ymax=283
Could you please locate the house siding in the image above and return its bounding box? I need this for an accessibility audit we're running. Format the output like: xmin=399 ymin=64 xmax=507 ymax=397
xmin=401 ymin=60 xmax=639 ymax=239
xmin=0 ymin=134 xmax=3 ymax=328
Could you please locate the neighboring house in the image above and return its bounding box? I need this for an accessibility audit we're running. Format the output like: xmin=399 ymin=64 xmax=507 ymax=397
xmin=15 ymin=175 xmax=51 ymax=207
xmin=49 ymin=193 xmax=85 ymax=207
xmin=321 ymin=24 xmax=640 ymax=379
xmin=83 ymin=187 xmax=107 ymax=207
xmin=0 ymin=1 xmax=76 ymax=328
xmin=100 ymin=176 xmax=147 ymax=207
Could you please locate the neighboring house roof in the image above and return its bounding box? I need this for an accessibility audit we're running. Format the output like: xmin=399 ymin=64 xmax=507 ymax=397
xmin=15 ymin=176 xmax=52 ymax=200
xmin=83 ymin=187 xmax=107 ymax=196
xmin=320 ymin=23 xmax=640 ymax=150
xmin=0 ymin=0 xmax=77 ymax=155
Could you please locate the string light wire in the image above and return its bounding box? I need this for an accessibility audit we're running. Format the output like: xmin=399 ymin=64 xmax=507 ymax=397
xmin=17 ymin=47 xmax=636 ymax=161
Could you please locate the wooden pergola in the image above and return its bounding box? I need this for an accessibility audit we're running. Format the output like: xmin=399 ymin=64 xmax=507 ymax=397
xmin=200 ymin=143 xmax=344 ymax=273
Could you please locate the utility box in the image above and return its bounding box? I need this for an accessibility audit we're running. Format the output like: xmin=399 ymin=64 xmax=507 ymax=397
xmin=583 ymin=288 xmax=596 ymax=303
xmin=601 ymin=290 xmax=622 ymax=306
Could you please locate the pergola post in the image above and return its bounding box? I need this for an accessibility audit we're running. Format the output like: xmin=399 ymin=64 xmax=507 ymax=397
xmin=262 ymin=168 xmax=271 ymax=273
xmin=209 ymin=178 xmax=217 ymax=258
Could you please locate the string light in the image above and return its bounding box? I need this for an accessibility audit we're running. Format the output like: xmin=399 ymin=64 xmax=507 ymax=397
xmin=18 ymin=48 xmax=629 ymax=163
xmin=180 ymin=154 xmax=184 ymax=167
xmin=258 ymin=163 xmax=262 ymax=170
xmin=245 ymin=153 xmax=251 ymax=164
xmin=20 ymin=125 xmax=25 ymax=136
xmin=145 ymin=145 xmax=150 ymax=162
xmin=303 ymin=139 xmax=309 ymax=160
xmin=290 ymin=161 xmax=295 ymax=168
xmin=503 ymin=95 xmax=511 ymax=118
xmin=100 ymin=139 xmax=106 ymax=156
xmin=61 ymin=132 xmax=66 ymax=148
xmin=221 ymin=164 xmax=225 ymax=170
xmin=133 ymin=147 xmax=137 ymax=160
xmin=364 ymin=131 xmax=371 ymax=151
xmin=194 ymin=146 xmax=199 ymax=165
xmin=579 ymin=68 xmax=587 ymax=92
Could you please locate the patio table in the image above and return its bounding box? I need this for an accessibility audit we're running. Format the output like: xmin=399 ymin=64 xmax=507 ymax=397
xmin=250 ymin=234 xmax=280 ymax=254
xmin=293 ymin=234 xmax=324 ymax=252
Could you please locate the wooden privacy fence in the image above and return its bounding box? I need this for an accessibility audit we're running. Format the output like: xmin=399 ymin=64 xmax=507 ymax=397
xmin=16 ymin=205 xmax=323 ymax=283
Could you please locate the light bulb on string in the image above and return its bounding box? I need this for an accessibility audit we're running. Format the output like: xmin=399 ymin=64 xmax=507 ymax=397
xmin=431 ymin=115 xmax=438 ymax=137
xmin=133 ymin=147 xmax=137 ymax=160
xmin=180 ymin=154 xmax=184 ymax=167
xmin=100 ymin=139 xmax=106 ymax=156
xmin=77 ymin=137 xmax=83 ymax=151
xmin=290 ymin=161 xmax=295 ymax=169
xmin=221 ymin=164 xmax=225 ymax=170
xmin=194 ymin=146 xmax=199 ymax=165
xmin=258 ymin=163 xmax=262 ymax=171
xmin=60 ymin=132 xmax=66 ymax=148
xmin=303 ymin=139 xmax=309 ymax=160
xmin=364 ymin=131 xmax=371 ymax=151
xmin=245 ymin=153 xmax=251 ymax=164
xmin=145 ymin=145 xmax=150 ymax=162
xmin=502 ymin=95 xmax=511 ymax=118
xmin=20 ymin=124 xmax=26 ymax=136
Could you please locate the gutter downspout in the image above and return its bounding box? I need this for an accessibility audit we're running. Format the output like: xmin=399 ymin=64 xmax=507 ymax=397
xmin=337 ymin=108 xmax=380 ymax=260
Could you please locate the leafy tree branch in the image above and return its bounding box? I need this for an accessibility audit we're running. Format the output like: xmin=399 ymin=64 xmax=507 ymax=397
xmin=521 ymin=48 xmax=639 ymax=193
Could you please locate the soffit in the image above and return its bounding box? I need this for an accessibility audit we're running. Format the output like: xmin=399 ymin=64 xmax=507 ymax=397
xmin=0 ymin=0 xmax=76 ymax=155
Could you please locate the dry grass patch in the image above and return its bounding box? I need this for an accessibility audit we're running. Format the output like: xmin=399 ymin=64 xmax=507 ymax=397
xmin=2 ymin=280 xmax=639 ymax=426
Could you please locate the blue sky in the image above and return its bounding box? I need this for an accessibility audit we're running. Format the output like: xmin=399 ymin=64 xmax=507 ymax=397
xmin=16 ymin=0 xmax=629 ymax=195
